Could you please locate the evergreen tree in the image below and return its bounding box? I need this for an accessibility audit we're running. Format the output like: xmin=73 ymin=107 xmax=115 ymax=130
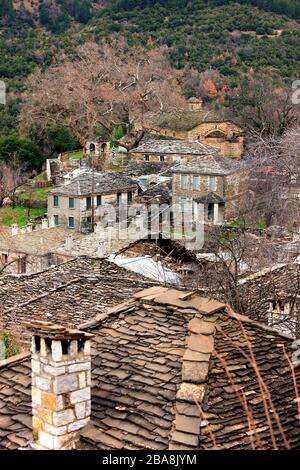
xmin=75 ymin=0 xmax=91 ymax=23
xmin=0 ymin=0 xmax=14 ymax=19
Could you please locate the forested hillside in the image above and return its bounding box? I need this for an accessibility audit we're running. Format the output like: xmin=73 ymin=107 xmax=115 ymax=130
xmin=0 ymin=0 xmax=299 ymax=141
xmin=107 ymin=0 xmax=300 ymax=19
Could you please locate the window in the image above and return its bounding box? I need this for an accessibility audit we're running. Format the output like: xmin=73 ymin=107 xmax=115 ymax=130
xmin=181 ymin=175 xmax=188 ymax=190
xmin=86 ymin=196 xmax=92 ymax=209
xmin=1 ymin=253 xmax=8 ymax=265
xmin=208 ymin=203 xmax=214 ymax=221
xmin=209 ymin=176 xmax=217 ymax=192
xmin=69 ymin=197 xmax=75 ymax=209
xmin=53 ymin=195 xmax=59 ymax=207
xmin=18 ymin=258 xmax=26 ymax=274
xmin=68 ymin=216 xmax=75 ymax=228
xmin=127 ymin=191 xmax=133 ymax=204
xmin=181 ymin=197 xmax=187 ymax=208
xmin=54 ymin=215 xmax=59 ymax=226
xmin=117 ymin=193 xmax=122 ymax=205
xmin=192 ymin=199 xmax=198 ymax=217
xmin=268 ymin=301 xmax=293 ymax=334
xmin=193 ymin=176 xmax=200 ymax=190
xmin=96 ymin=195 xmax=102 ymax=207
xmin=145 ymin=155 xmax=150 ymax=161
xmin=160 ymin=155 xmax=165 ymax=162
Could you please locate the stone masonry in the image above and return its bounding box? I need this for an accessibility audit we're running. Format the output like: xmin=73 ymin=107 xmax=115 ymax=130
xmin=25 ymin=320 xmax=93 ymax=450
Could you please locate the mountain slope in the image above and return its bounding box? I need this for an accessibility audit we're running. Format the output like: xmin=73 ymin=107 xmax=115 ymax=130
xmin=0 ymin=0 xmax=299 ymax=134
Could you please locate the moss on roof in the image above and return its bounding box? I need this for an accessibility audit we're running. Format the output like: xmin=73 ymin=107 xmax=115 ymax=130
xmin=156 ymin=110 xmax=224 ymax=131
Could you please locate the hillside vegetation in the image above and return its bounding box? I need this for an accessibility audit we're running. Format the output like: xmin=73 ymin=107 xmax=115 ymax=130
xmin=0 ymin=0 xmax=299 ymax=135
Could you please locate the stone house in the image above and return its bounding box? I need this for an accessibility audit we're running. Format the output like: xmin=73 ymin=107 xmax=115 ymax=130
xmin=172 ymin=156 xmax=246 ymax=225
xmin=0 ymin=225 xmax=83 ymax=275
xmin=187 ymin=97 xmax=203 ymax=111
xmin=85 ymin=139 xmax=111 ymax=168
xmin=239 ymin=263 xmax=300 ymax=337
xmin=48 ymin=171 xmax=139 ymax=232
xmin=0 ymin=287 xmax=300 ymax=450
xmin=129 ymin=135 xmax=218 ymax=164
xmin=149 ymin=111 xmax=244 ymax=159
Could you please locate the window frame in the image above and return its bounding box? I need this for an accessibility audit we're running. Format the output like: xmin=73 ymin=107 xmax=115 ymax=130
xmin=180 ymin=197 xmax=188 ymax=208
xmin=180 ymin=174 xmax=188 ymax=190
xmin=69 ymin=197 xmax=75 ymax=209
xmin=86 ymin=196 xmax=92 ymax=210
xmin=193 ymin=175 xmax=200 ymax=190
xmin=68 ymin=216 xmax=75 ymax=229
xmin=53 ymin=195 xmax=59 ymax=207
xmin=209 ymin=176 xmax=217 ymax=192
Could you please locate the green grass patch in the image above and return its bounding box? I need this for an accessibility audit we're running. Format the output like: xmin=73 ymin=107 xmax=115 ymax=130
xmin=68 ymin=150 xmax=84 ymax=160
xmin=34 ymin=172 xmax=47 ymax=181
xmin=0 ymin=331 xmax=19 ymax=359
xmin=0 ymin=207 xmax=46 ymax=227
xmin=226 ymin=219 xmax=266 ymax=230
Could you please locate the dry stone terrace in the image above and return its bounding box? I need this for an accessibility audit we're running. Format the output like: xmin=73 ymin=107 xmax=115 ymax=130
xmin=0 ymin=257 xmax=157 ymax=344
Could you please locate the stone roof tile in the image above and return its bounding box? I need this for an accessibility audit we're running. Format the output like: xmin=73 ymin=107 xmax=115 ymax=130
xmin=0 ymin=286 xmax=300 ymax=451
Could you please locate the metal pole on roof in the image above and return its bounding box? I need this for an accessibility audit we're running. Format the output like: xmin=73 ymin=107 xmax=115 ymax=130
xmin=91 ymin=150 xmax=95 ymax=233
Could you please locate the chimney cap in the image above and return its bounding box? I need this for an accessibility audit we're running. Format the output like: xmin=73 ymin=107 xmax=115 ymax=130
xmin=23 ymin=320 xmax=94 ymax=341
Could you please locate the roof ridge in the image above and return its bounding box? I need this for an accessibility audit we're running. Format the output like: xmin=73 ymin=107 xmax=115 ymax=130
xmin=223 ymin=305 xmax=294 ymax=340
xmin=170 ymin=313 xmax=218 ymax=449
xmin=238 ymin=263 xmax=288 ymax=285
xmin=0 ymin=352 xmax=30 ymax=370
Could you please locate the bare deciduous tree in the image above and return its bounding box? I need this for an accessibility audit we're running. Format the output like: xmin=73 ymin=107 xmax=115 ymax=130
xmin=0 ymin=161 xmax=23 ymax=207
xmin=19 ymin=41 xmax=187 ymax=160
xmin=230 ymin=75 xmax=297 ymax=137
xmin=238 ymin=125 xmax=300 ymax=227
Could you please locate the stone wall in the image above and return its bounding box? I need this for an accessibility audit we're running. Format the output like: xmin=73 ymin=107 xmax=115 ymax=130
xmin=239 ymin=264 xmax=300 ymax=324
xmin=172 ymin=173 xmax=225 ymax=203
xmin=187 ymin=122 xmax=244 ymax=159
xmin=172 ymin=173 xmax=226 ymax=224
xmin=130 ymin=151 xmax=190 ymax=163
xmin=48 ymin=190 xmax=138 ymax=232
xmin=224 ymin=170 xmax=249 ymax=219
xmin=149 ymin=121 xmax=244 ymax=159
xmin=0 ymin=252 xmax=51 ymax=276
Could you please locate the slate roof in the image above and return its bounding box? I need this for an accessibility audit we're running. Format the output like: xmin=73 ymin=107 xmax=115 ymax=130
xmin=49 ymin=172 xmax=138 ymax=197
xmin=137 ymin=181 xmax=172 ymax=205
xmin=1 ymin=287 xmax=299 ymax=450
xmin=0 ymin=353 xmax=32 ymax=449
xmin=0 ymin=227 xmax=84 ymax=256
xmin=156 ymin=110 xmax=227 ymax=131
xmin=0 ymin=257 xmax=156 ymax=344
xmin=130 ymin=136 xmax=218 ymax=156
xmin=173 ymin=155 xmax=245 ymax=176
xmin=194 ymin=192 xmax=225 ymax=204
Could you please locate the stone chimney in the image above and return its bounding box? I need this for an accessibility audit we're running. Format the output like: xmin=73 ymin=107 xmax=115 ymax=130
xmin=42 ymin=218 xmax=49 ymax=230
xmin=11 ymin=224 xmax=19 ymax=236
xmin=24 ymin=321 xmax=93 ymax=450
xmin=65 ymin=235 xmax=73 ymax=252
xmin=97 ymin=240 xmax=106 ymax=258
